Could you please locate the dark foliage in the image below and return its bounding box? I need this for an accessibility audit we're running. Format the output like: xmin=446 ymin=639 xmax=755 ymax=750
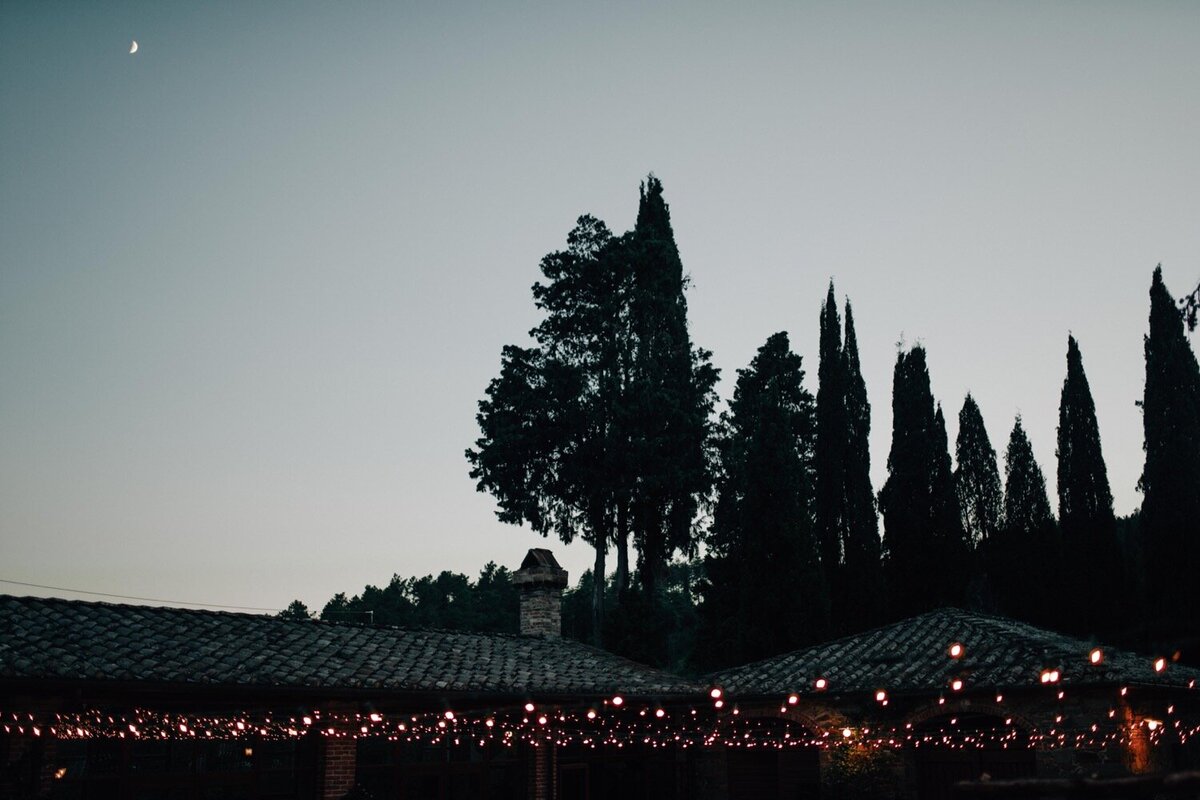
xmin=879 ymin=346 xmax=968 ymax=618
xmin=840 ymin=302 xmax=883 ymax=632
xmin=814 ymin=286 xmax=847 ymax=584
xmin=1181 ymin=280 xmax=1200 ymax=332
xmin=991 ymin=417 xmax=1060 ymax=628
xmin=468 ymin=177 xmax=716 ymax=651
xmin=695 ymin=333 xmax=826 ymax=669
xmin=278 ymin=600 xmax=311 ymax=621
xmin=624 ymin=177 xmax=719 ymax=602
xmin=467 ymin=215 xmax=627 ymax=643
xmin=319 ymin=562 xmax=519 ymax=633
xmin=1056 ymin=335 xmax=1123 ymax=635
xmin=562 ymin=563 xmax=701 ymax=674
xmin=954 ymin=394 xmax=1003 ymax=548
xmin=1140 ymin=266 xmax=1200 ymax=649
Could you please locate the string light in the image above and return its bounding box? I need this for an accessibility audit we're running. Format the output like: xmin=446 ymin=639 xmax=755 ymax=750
xmin=3 ymin=644 xmax=1192 ymax=754
xmin=948 ymin=643 xmax=964 ymax=658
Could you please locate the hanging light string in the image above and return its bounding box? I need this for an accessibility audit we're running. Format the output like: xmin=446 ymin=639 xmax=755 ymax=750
xmin=2 ymin=680 xmax=1195 ymax=751
xmin=3 ymin=644 xmax=1194 ymax=749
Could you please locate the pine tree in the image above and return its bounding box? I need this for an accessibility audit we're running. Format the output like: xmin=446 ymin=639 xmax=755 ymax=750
xmin=696 ymin=332 xmax=826 ymax=668
xmin=995 ymin=416 xmax=1060 ymax=627
xmin=1056 ymin=335 xmax=1122 ymax=635
xmin=954 ymin=394 xmax=1003 ymax=547
xmin=840 ymin=301 xmax=883 ymax=632
xmin=468 ymin=216 xmax=627 ymax=645
xmin=879 ymin=346 xmax=967 ymax=617
xmin=814 ymin=285 xmax=847 ymax=586
xmin=1140 ymin=266 xmax=1200 ymax=643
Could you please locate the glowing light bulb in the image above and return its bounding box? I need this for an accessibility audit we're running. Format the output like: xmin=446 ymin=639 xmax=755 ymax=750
xmin=1089 ymin=648 xmax=1103 ymax=665
xmin=714 ymin=699 xmax=724 ymax=709
xmin=875 ymin=690 xmax=887 ymax=703
xmin=842 ymin=727 xmax=853 ymax=738
xmin=612 ymin=696 xmax=624 ymax=707
xmin=586 ymin=710 xmax=597 ymax=720
xmin=444 ymin=711 xmax=455 ymax=721
xmin=524 ymin=702 xmax=535 ymax=713
xmin=369 ymin=713 xmax=382 ymax=723
xmin=709 ymin=687 xmax=723 ymax=700
xmin=1147 ymin=719 xmax=1160 ymax=731
xmin=485 ymin=718 xmax=494 ymax=728
xmin=1154 ymin=658 xmax=1166 ymax=673
xmin=537 ymin=715 xmax=547 ymax=725
xmin=951 ymin=679 xmax=963 ymax=692
xmin=948 ymin=643 xmax=963 ymax=658
xmin=814 ymin=677 xmax=828 ymax=690
xmin=655 ymin=708 xmax=665 ymax=719
xmin=787 ymin=694 xmax=799 ymax=705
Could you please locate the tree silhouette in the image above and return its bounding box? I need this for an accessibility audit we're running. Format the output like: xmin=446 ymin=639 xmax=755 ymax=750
xmin=697 ymin=332 xmax=825 ymax=668
xmin=468 ymin=178 xmax=716 ymax=649
xmin=1056 ymin=335 xmax=1122 ymax=635
xmin=954 ymin=394 xmax=1003 ymax=547
xmin=840 ymin=301 xmax=883 ymax=632
xmin=879 ymin=346 xmax=967 ymax=617
xmin=815 ymin=285 xmax=847 ymax=588
xmin=1140 ymin=266 xmax=1200 ymax=647
xmin=995 ymin=416 xmax=1060 ymax=627
xmin=623 ymin=177 xmax=719 ymax=602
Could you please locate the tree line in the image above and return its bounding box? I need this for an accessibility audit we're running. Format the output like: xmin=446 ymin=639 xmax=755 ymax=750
xmin=285 ymin=177 xmax=1198 ymax=675
xmin=466 ymin=176 xmax=1200 ymax=670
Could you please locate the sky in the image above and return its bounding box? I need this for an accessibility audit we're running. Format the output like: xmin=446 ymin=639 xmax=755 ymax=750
xmin=1 ymin=1 xmax=1198 ymax=615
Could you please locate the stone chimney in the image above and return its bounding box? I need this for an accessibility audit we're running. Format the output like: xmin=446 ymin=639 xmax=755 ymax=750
xmin=513 ymin=548 xmax=568 ymax=637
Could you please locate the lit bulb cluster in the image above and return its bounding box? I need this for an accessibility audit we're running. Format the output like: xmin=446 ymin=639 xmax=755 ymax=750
xmin=1 ymin=645 xmax=1192 ymax=751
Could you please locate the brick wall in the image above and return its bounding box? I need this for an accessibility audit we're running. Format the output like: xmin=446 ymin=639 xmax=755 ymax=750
xmin=519 ymin=586 xmax=564 ymax=637
xmin=318 ymin=738 xmax=357 ymax=800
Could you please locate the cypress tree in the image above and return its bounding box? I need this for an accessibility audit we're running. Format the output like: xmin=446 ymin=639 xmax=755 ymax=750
xmin=625 ymin=176 xmax=719 ymax=604
xmin=814 ymin=284 xmax=847 ymax=585
xmin=879 ymin=346 xmax=967 ymax=617
xmin=1056 ymin=335 xmax=1122 ymax=635
xmin=954 ymin=394 xmax=1003 ymax=547
xmin=1003 ymin=417 xmax=1055 ymax=538
xmin=696 ymin=333 xmax=826 ymax=668
xmin=840 ymin=301 xmax=883 ymax=631
xmin=996 ymin=416 xmax=1060 ymax=627
xmin=1140 ymin=266 xmax=1200 ymax=644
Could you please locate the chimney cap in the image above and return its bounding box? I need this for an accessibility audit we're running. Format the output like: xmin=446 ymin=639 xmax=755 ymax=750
xmin=520 ymin=548 xmax=563 ymax=571
xmin=514 ymin=548 xmax=568 ymax=589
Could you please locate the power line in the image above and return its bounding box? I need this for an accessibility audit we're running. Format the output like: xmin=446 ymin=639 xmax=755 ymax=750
xmin=0 ymin=578 xmax=283 ymax=613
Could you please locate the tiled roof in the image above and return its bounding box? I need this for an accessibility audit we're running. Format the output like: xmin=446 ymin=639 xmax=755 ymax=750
xmin=0 ymin=595 xmax=700 ymax=698
xmin=711 ymin=608 xmax=1200 ymax=697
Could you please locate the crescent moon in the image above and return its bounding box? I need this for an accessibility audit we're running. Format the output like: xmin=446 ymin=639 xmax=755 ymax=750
xmin=130 ymin=40 xmax=138 ymax=54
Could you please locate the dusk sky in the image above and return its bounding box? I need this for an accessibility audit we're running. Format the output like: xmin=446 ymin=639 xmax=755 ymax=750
xmin=2 ymin=1 xmax=1197 ymax=614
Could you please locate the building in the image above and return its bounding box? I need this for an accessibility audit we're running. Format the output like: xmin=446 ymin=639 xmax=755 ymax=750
xmin=2 ymin=550 xmax=1198 ymax=800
